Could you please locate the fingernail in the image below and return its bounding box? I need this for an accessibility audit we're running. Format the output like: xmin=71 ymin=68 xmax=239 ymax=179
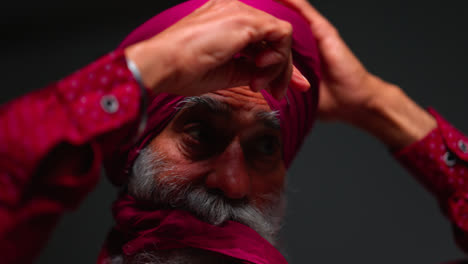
xmin=292 ymin=68 xmax=310 ymax=90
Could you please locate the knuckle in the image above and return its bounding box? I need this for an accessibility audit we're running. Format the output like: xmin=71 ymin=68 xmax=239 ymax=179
xmin=231 ymin=15 xmax=252 ymax=33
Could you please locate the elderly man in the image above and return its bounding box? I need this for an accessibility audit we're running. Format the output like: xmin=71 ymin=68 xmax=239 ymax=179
xmin=1 ymin=0 xmax=468 ymax=263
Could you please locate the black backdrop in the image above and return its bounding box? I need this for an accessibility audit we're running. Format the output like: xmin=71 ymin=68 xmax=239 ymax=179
xmin=1 ymin=0 xmax=468 ymax=263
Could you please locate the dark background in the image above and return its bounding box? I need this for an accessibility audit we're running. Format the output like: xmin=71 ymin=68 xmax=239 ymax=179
xmin=1 ymin=0 xmax=468 ymax=263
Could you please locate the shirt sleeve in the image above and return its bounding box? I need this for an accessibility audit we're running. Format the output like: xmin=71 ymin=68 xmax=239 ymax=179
xmin=0 ymin=49 xmax=143 ymax=264
xmin=395 ymin=108 xmax=468 ymax=253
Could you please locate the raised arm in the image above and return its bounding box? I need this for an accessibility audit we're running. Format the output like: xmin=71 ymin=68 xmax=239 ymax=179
xmin=276 ymin=0 xmax=468 ymax=254
xmin=0 ymin=1 xmax=310 ymax=263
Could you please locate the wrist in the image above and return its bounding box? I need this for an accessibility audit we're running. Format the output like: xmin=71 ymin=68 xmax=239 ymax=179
xmin=354 ymin=76 xmax=437 ymax=150
xmin=124 ymin=39 xmax=175 ymax=94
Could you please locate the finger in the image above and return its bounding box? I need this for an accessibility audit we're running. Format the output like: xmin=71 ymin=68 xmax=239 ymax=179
xmin=250 ymin=70 xmax=273 ymax=93
xmin=249 ymin=60 xmax=285 ymax=93
xmin=290 ymin=66 xmax=310 ymax=92
xmin=266 ymin=53 xmax=293 ymax=100
xmin=255 ymin=48 xmax=286 ymax=68
xmin=255 ymin=21 xmax=293 ymax=99
xmin=277 ymin=0 xmax=330 ymax=27
xmin=275 ymin=0 xmax=337 ymax=41
xmin=243 ymin=15 xmax=309 ymax=93
xmin=244 ymin=23 xmax=293 ymax=95
xmin=242 ymin=40 xmax=290 ymax=70
xmin=202 ymin=36 xmax=292 ymax=93
xmin=212 ymin=4 xmax=294 ymax=93
xmin=240 ymin=42 xmax=283 ymax=68
xmin=254 ymin=59 xmax=310 ymax=94
xmin=262 ymin=20 xmax=293 ymax=62
xmin=206 ymin=56 xmax=257 ymax=92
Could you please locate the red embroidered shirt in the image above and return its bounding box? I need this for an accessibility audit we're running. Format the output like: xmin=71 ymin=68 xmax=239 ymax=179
xmin=1 ymin=50 xmax=468 ymax=263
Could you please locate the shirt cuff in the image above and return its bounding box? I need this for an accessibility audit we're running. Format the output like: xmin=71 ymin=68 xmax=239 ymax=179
xmin=55 ymin=49 xmax=143 ymax=146
xmin=125 ymin=57 xmax=148 ymax=142
xmin=394 ymin=108 xmax=468 ymax=230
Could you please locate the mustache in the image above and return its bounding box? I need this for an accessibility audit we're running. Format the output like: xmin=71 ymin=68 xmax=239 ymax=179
xmin=155 ymin=181 xmax=251 ymax=225
xmin=152 ymin=176 xmax=284 ymax=245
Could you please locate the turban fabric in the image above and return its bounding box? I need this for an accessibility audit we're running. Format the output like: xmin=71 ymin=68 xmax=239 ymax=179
xmin=99 ymin=0 xmax=321 ymax=263
xmin=105 ymin=0 xmax=321 ymax=186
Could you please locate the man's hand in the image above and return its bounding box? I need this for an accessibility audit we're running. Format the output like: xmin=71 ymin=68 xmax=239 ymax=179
xmin=274 ymin=0 xmax=381 ymax=123
xmin=125 ymin=0 xmax=310 ymax=100
xmin=277 ymin=0 xmax=437 ymax=149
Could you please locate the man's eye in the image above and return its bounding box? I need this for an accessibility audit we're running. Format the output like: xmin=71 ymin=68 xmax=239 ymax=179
xmin=256 ymin=136 xmax=280 ymax=155
xmin=184 ymin=123 xmax=208 ymax=142
xmin=181 ymin=122 xmax=224 ymax=160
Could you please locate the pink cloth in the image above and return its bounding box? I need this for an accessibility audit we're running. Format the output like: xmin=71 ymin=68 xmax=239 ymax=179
xmin=0 ymin=50 xmax=144 ymax=264
xmin=98 ymin=195 xmax=287 ymax=264
xmin=2 ymin=1 xmax=468 ymax=263
xmin=1 ymin=22 xmax=468 ymax=264
xmin=105 ymin=0 xmax=322 ymax=186
xmin=101 ymin=1 xmax=321 ymax=262
xmin=395 ymin=108 xmax=468 ymax=254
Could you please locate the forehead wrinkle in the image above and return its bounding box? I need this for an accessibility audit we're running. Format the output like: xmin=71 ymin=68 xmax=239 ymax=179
xmin=211 ymin=86 xmax=270 ymax=108
xmin=208 ymin=88 xmax=277 ymax=128
xmin=174 ymin=89 xmax=279 ymax=130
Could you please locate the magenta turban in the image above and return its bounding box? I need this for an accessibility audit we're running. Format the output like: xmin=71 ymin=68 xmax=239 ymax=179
xmin=105 ymin=0 xmax=321 ymax=186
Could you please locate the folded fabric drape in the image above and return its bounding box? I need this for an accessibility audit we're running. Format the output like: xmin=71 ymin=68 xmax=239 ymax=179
xmin=105 ymin=0 xmax=321 ymax=186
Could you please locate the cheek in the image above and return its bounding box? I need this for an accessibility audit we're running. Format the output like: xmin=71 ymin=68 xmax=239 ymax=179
xmin=250 ymin=164 xmax=286 ymax=207
xmin=149 ymin=130 xmax=286 ymax=207
xmin=148 ymin=135 xmax=210 ymax=185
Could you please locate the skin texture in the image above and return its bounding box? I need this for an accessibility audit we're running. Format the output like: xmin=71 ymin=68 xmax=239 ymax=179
xmin=126 ymin=0 xmax=440 ymax=213
xmin=125 ymin=0 xmax=310 ymax=100
xmin=127 ymin=0 xmax=436 ymax=151
xmin=148 ymin=86 xmax=286 ymax=208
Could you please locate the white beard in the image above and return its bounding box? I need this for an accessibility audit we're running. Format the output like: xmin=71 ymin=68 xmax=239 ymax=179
xmin=115 ymin=146 xmax=286 ymax=264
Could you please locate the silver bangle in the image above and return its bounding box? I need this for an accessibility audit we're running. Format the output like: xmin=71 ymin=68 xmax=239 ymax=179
xmin=126 ymin=58 xmax=148 ymax=142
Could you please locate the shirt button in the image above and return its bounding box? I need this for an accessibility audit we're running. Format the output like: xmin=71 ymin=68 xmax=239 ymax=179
xmin=100 ymin=95 xmax=119 ymax=114
xmin=458 ymin=140 xmax=468 ymax=154
xmin=443 ymin=151 xmax=457 ymax=167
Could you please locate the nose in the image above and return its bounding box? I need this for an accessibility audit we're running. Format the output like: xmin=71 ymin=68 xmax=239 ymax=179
xmin=205 ymin=139 xmax=250 ymax=200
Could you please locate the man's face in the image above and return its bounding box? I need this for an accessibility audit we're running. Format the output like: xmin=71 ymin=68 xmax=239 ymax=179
xmin=129 ymin=86 xmax=286 ymax=245
xmin=149 ymin=86 xmax=286 ymax=205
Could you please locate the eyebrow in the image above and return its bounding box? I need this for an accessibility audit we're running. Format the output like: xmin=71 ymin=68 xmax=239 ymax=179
xmin=256 ymin=110 xmax=280 ymax=130
xmin=176 ymin=96 xmax=280 ymax=130
xmin=176 ymin=96 xmax=231 ymax=114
